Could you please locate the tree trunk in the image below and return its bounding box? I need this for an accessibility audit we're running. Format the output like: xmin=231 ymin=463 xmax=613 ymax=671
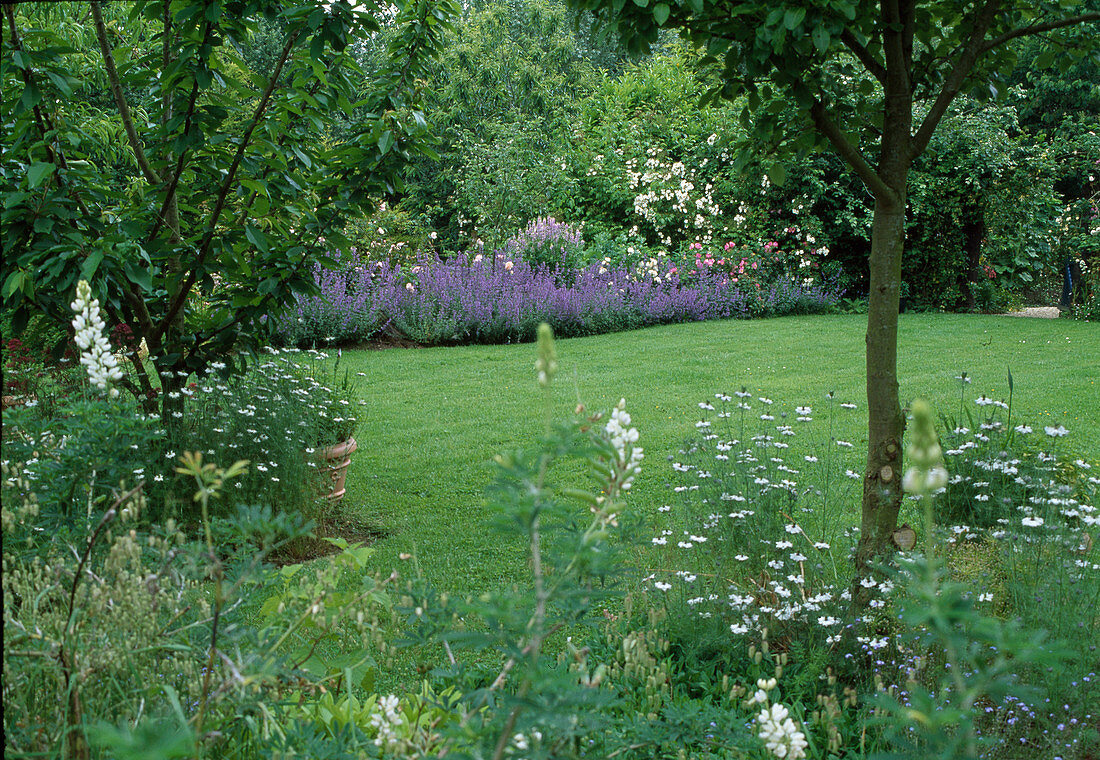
xmin=852 ymin=189 xmax=907 ymax=603
xmin=957 ymin=201 xmax=985 ymax=310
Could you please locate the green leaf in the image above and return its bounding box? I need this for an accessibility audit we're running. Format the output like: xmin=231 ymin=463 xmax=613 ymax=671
xmin=631 ymin=0 xmax=649 ymax=8
xmin=783 ymin=7 xmax=805 ymax=30
xmin=245 ymin=225 xmax=269 ymax=254
xmin=3 ymin=270 xmax=26 ymax=299
xmin=239 ymin=178 xmax=268 ymax=196
xmin=812 ymin=25 xmax=830 ymax=52
xmin=767 ymin=163 xmax=786 ymax=186
xmin=653 ymin=3 xmax=670 ymax=24
xmin=81 ymin=249 xmax=105 ymax=281
xmin=124 ymin=261 xmax=153 ymax=292
xmin=27 ymin=162 xmax=55 ymax=189
xmin=20 ymin=82 xmax=41 ymax=111
xmin=291 ymin=145 xmax=313 ymax=168
xmin=45 ymin=70 xmax=74 ymax=97
xmin=378 ymin=130 xmax=394 ymax=155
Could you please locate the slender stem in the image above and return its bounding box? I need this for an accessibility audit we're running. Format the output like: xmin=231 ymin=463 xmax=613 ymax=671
xmin=154 ymin=29 xmax=300 ymax=341
xmin=90 ymin=2 xmax=163 ymax=187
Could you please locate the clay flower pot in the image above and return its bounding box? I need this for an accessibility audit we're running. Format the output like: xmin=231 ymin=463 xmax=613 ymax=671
xmin=316 ymin=437 xmax=357 ymax=502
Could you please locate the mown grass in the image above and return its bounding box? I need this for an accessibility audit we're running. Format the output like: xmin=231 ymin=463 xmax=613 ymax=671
xmin=329 ymin=313 xmax=1098 ymax=687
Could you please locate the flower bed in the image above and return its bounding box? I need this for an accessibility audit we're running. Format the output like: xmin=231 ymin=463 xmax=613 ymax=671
xmin=271 ymin=246 xmax=843 ymax=347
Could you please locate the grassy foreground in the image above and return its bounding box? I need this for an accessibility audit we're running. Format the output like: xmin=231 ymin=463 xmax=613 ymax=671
xmin=332 ymin=313 xmax=1098 ymax=682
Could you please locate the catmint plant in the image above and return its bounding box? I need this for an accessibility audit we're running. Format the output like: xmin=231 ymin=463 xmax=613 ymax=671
xmin=271 ymin=245 xmax=842 ymax=347
xmin=502 ymin=217 xmax=586 ymax=280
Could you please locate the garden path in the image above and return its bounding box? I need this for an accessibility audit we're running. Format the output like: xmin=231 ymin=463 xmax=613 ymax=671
xmin=1001 ymin=306 xmax=1061 ymax=318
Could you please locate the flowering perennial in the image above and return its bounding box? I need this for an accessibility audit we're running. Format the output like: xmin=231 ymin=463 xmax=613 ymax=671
xmin=605 ymin=398 xmax=643 ymax=491
xmin=369 ymin=694 xmax=406 ymax=752
xmin=756 ymin=702 xmax=809 ymax=759
xmin=71 ymin=279 xmax=123 ymax=397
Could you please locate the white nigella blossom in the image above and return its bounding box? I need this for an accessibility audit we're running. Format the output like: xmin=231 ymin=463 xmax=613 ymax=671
xmin=1044 ymin=425 xmax=1069 ymax=437
xmin=71 ymin=280 xmax=124 ymax=398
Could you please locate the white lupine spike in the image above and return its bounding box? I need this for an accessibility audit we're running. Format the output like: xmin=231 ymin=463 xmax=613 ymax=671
xmin=71 ymin=279 xmax=123 ymax=397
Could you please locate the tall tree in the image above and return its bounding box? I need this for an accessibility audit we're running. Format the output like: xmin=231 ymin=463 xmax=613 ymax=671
xmin=2 ymin=0 xmax=455 ymax=416
xmin=563 ymin=0 xmax=1100 ymax=591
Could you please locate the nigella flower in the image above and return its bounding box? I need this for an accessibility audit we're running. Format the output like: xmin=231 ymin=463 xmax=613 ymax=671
xmin=1021 ymin=516 xmax=1044 ymax=527
xmin=1044 ymin=425 xmax=1069 ymax=437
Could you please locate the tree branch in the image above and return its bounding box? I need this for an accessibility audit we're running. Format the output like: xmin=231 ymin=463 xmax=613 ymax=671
xmin=809 ymin=99 xmax=895 ymax=202
xmin=153 ymin=30 xmax=300 ymax=342
xmin=5 ymin=6 xmax=93 ymax=219
xmin=909 ymin=0 xmax=1001 ymax=161
xmin=980 ymin=11 xmax=1100 ymax=55
xmin=158 ymin=0 xmax=182 ymax=239
xmin=90 ymin=2 xmax=162 ymax=186
xmin=840 ymin=28 xmax=886 ymax=85
xmin=145 ymin=20 xmax=213 ymax=248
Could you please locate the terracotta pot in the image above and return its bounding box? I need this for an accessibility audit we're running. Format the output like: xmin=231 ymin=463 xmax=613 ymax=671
xmin=316 ymin=437 xmax=357 ymax=501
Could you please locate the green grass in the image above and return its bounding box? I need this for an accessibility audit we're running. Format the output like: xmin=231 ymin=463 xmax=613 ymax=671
xmin=328 ymin=313 xmax=1098 ymax=686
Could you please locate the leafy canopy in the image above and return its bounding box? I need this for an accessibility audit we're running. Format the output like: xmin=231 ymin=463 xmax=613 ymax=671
xmin=2 ymin=0 xmax=455 ymax=410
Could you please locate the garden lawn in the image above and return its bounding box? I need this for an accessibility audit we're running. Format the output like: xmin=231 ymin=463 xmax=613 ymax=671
xmin=332 ymin=313 xmax=1098 ymax=684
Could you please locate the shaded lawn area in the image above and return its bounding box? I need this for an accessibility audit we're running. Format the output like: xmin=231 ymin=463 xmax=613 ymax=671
xmin=330 ymin=313 xmax=1098 ymax=682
